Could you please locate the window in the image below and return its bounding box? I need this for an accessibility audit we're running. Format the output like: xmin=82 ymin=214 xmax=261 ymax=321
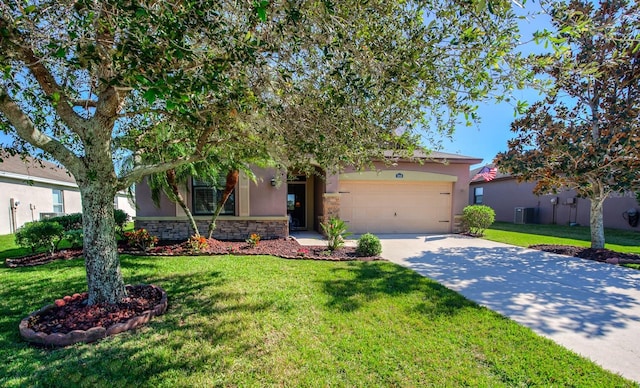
xmin=473 ymin=187 xmax=484 ymax=204
xmin=192 ymin=178 xmax=235 ymax=215
xmin=52 ymin=189 xmax=64 ymax=213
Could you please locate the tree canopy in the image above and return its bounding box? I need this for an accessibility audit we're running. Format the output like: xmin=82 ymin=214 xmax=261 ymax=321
xmin=496 ymin=0 xmax=640 ymax=248
xmin=1 ymin=0 xmax=529 ymax=304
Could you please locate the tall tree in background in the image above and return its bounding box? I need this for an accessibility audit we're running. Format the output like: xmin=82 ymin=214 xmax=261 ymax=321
xmin=496 ymin=0 xmax=640 ymax=249
xmin=1 ymin=1 xmax=529 ymax=304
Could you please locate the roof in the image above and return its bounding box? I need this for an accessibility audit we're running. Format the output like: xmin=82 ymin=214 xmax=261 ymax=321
xmin=383 ymin=150 xmax=483 ymax=164
xmin=469 ymin=164 xmax=513 ymax=183
xmin=0 ymin=154 xmax=77 ymax=185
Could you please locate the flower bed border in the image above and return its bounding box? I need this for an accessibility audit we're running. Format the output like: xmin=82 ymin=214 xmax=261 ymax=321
xmin=19 ymin=284 xmax=168 ymax=347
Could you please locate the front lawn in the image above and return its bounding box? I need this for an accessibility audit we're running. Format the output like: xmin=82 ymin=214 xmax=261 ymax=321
xmin=484 ymin=221 xmax=640 ymax=254
xmin=0 ymin=254 xmax=634 ymax=386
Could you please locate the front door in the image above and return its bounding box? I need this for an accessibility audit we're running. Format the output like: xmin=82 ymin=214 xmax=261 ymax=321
xmin=287 ymin=183 xmax=306 ymax=230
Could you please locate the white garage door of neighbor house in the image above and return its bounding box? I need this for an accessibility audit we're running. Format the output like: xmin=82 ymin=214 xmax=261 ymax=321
xmin=339 ymin=181 xmax=453 ymax=234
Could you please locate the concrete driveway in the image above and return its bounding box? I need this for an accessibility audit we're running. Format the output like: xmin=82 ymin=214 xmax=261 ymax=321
xmin=379 ymin=234 xmax=640 ymax=383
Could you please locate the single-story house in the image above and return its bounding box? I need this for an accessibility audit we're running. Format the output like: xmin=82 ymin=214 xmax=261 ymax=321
xmin=0 ymin=154 xmax=136 ymax=235
xmin=134 ymin=151 xmax=481 ymax=240
xmin=469 ymin=165 xmax=640 ymax=230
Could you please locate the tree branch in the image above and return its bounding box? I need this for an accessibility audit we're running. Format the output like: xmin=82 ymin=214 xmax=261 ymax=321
xmin=10 ymin=40 xmax=89 ymax=137
xmin=0 ymin=86 xmax=83 ymax=177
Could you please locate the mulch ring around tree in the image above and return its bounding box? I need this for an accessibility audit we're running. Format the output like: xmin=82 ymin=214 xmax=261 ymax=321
xmin=530 ymin=244 xmax=640 ymax=265
xmin=20 ymin=284 xmax=168 ymax=347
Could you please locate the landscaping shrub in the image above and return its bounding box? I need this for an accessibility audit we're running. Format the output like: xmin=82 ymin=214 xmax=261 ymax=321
xmin=123 ymin=229 xmax=158 ymax=251
xmin=65 ymin=229 xmax=84 ymax=249
xmin=461 ymin=205 xmax=496 ymax=236
xmin=321 ymin=217 xmax=352 ymax=251
xmin=15 ymin=221 xmax=65 ymax=254
xmin=43 ymin=210 xmax=129 ymax=237
xmin=356 ymin=233 xmax=382 ymax=256
xmin=114 ymin=209 xmax=130 ymax=237
xmin=187 ymin=235 xmax=209 ymax=253
xmin=44 ymin=213 xmax=82 ymax=231
xmin=246 ymin=233 xmax=261 ymax=248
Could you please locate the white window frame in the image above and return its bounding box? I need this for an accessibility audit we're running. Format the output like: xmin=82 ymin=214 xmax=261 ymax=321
xmin=52 ymin=189 xmax=64 ymax=213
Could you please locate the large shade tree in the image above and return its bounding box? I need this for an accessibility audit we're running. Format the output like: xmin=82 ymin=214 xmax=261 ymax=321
xmin=496 ymin=0 xmax=640 ymax=249
xmin=1 ymin=0 xmax=529 ymax=304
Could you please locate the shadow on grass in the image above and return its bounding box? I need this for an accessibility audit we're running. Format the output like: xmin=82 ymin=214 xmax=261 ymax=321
xmin=490 ymin=222 xmax=640 ymax=247
xmin=322 ymin=261 xmax=477 ymax=315
xmin=0 ymin=263 xmax=276 ymax=387
xmin=0 ymin=247 xmax=34 ymax=261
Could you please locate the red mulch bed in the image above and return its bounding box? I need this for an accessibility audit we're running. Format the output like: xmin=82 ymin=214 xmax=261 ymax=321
xmin=529 ymin=244 xmax=640 ymax=265
xmin=26 ymin=284 xmax=163 ymax=335
xmin=5 ymin=237 xmax=381 ymax=269
xmin=143 ymin=237 xmax=379 ymax=261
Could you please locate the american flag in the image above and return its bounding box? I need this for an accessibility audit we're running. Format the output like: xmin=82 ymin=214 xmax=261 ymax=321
xmin=473 ymin=166 xmax=497 ymax=182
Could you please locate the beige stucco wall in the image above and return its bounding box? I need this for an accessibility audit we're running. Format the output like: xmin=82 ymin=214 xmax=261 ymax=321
xmin=249 ymin=167 xmax=287 ymax=216
xmin=0 ymin=178 xmax=81 ymax=235
xmin=340 ymin=160 xmax=473 ymax=224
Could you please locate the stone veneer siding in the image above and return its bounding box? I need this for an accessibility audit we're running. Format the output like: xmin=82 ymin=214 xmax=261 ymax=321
xmin=135 ymin=219 xmax=288 ymax=241
xmin=318 ymin=193 xmax=341 ymax=236
xmin=453 ymin=214 xmax=463 ymax=233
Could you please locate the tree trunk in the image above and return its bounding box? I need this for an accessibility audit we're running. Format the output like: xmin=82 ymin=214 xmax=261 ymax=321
xmin=166 ymin=169 xmax=200 ymax=237
xmin=81 ymin=183 xmax=127 ymax=305
xmin=589 ymin=195 xmax=606 ymax=249
xmin=208 ymin=170 xmax=239 ymax=239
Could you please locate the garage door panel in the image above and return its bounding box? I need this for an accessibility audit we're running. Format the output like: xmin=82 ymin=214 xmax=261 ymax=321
xmin=339 ymin=181 xmax=452 ymax=234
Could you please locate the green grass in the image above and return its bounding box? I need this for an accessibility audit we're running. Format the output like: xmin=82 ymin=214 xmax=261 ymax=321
xmin=484 ymin=222 xmax=640 ymax=254
xmin=0 ymin=253 xmax=635 ymax=386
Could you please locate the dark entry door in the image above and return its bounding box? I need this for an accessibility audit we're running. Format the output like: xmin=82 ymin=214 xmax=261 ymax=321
xmin=287 ymin=183 xmax=306 ymax=230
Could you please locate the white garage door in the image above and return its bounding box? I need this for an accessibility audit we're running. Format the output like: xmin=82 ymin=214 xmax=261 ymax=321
xmin=339 ymin=181 xmax=452 ymax=234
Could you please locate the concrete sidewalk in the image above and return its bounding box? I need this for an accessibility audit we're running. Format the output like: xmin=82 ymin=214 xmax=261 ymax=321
xmin=378 ymin=234 xmax=640 ymax=383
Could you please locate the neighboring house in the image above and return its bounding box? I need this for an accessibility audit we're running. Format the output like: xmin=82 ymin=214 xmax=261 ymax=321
xmin=469 ymin=165 xmax=639 ymax=231
xmin=134 ymin=151 xmax=481 ymax=240
xmin=0 ymin=154 xmax=136 ymax=235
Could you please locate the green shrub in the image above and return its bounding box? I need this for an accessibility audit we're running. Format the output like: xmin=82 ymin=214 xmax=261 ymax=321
xmin=321 ymin=217 xmax=352 ymax=251
xmin=356 ymin=233 xmax=382 ymax=257
xmin=65 ymin=229 xmax=84 ymax=249
xmin=123 ymin=228 xmax=158 ymax=251
xmin=44 ymin=213 xmax=82 ymax=231
xmin=114 ymin=209 xmax=130 ymax=237
xmin=15 ymin=221 xmax=65 ymax=254
xmin=461 ymin=205 xmax=495 ymax=236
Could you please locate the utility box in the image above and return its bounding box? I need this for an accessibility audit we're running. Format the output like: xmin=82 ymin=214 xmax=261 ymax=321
xmin=514 ymin=207 xmax=537 ymax=224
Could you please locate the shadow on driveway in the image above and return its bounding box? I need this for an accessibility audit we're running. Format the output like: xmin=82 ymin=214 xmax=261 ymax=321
xmin=380 ymin=234 xmax=640 ymax=382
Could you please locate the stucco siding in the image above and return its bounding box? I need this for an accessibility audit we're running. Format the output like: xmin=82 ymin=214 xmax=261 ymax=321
xmin=343 ymin=160 xmax=471 ymax=221
xmin=470 ymin=179 xmax=640 ymax=231
xmin=115 ymin=193 xmax=137 ymax=219
xmin=135 ymin=177 xmax=176 ymax=217
xmin=249 ymin=167 xmax=286 ymax=216
xmin=0 ymin=178 xmax=82 ymax=234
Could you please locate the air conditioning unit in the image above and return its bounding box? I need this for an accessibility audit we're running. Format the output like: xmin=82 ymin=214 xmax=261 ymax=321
xmin=40 ymin=212 xmax=64 ymax=220
xmin=514 ymin=207 xmax=537 ymax=224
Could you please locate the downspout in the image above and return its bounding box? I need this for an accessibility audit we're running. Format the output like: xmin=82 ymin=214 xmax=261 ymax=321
xmin=9 ymin=198 xmax=17 ymax=233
